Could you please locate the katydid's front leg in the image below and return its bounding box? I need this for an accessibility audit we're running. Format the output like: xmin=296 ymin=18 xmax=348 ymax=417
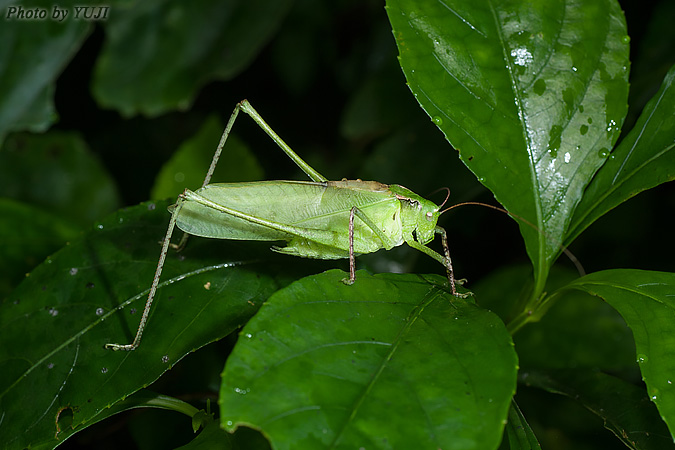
xmin=405 ymin=226 xmax=458 ymax=296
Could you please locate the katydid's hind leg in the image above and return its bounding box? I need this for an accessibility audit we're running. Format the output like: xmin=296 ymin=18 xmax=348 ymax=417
xmin=172 ymin=104 xmax=244 ymax=253
xmin=202 ymin=102 xmax=243 ymax=188
xmin=341 ymin=207 xmax=357 ymax=285
xmin=167 ymin=192 xmax=191 ymax=252
xmin=238 ymin=100 xmax=328 ymax=183
xmin=106 ymin=197 xmax=186 ymax=351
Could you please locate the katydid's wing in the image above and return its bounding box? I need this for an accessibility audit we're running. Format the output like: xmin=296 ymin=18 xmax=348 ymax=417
xmin=176 ymin=181 xmax=336 ymax=241
xmin=174 ymin=183 xmax=297 ymax=241
xmin=175 ymin=181 xmax=403 ymax=255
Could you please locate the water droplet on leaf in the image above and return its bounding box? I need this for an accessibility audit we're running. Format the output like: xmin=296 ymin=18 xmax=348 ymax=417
xmin=533 ymin=79 xmax=546 ymax=96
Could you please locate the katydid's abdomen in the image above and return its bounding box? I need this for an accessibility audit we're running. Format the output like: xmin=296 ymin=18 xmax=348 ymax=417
xmin=173 ymin=180 xmax=408 ymax=258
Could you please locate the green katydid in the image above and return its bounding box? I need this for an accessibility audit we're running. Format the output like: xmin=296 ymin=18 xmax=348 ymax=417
xmin=106 ymin=100 xmax=459 ymax=351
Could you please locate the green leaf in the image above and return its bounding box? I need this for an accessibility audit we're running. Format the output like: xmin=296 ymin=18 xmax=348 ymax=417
xmin=386 ymin=0 xmax=630 ymax=289
xmin=150 ymin=115 xmax=264 ymax=200
xmin=0 ymin=131 xmax=122 ymax=226
xmin=220 ymin=270 xmax=517 ymax=450
xmin=560 ymin=269 xmax=675 ymax=439
xmin=0 ymin=201 xmax=282 ymax=450
xmin=499 ymin=401 xmax=542 ymax=450
xmin=176 ymin=416 xmax=234 ymax=450
xmin=0 ymin=0 xmax=91 ymax=139
xmin=567 ymin=64 xmax=675 ymax=245
xmin=520 ymin=369 xmax=675 ymax=450
xmin=93 ymin=0 xmax=293 ymax=117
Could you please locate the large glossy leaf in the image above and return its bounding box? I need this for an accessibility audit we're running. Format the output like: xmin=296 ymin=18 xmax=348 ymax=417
xmin=0 ymin=201 xmax=282 ymax=449
xmin=567 ymin=64 xmax=675 ymax=244
xmin=220 ymin=270 xmax=517 ymax=450
xmin=558 ymin=270 xmax=675 ymax=439
xmin=520 ymin=369 xmax=675 ymax=450
xmin=0 ymin=0 xmax=91 ymax=140
xmin=386 ymin=0 xmax=630 ymax=287
xmin=93 ymin=0 xmax=293 ymax=117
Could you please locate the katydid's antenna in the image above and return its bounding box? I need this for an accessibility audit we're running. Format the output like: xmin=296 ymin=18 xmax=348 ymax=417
xmin=429 ymin=187 xmax=451 ymax=210
xmin=441 ymin=201 xmax=586 ymax=277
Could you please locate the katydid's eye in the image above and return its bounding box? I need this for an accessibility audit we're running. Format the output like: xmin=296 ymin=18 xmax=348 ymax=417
xmin=426 ymin=212 xmax=433 ymax=220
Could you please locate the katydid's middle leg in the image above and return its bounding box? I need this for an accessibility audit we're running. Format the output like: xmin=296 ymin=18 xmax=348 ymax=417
xmin=346 ymin=207 xmax=357 ymax=284
xmin=342 ymin=205 xmax=403 ymax=285
xmin=339 ymin=207 xmax=357 ymax=285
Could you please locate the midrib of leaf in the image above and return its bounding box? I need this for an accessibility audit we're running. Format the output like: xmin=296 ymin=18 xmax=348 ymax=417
xmin=568 ymin=278 xmax=670 ymax=305
xmin=328 ymin=284 xmax=445 ymax=448
xmin=487 ymin=0 xmax=546 ymax=294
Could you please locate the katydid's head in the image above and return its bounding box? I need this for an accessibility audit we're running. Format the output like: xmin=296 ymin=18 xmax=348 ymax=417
xmin=391 ymin=185 xmax=446 ymax=245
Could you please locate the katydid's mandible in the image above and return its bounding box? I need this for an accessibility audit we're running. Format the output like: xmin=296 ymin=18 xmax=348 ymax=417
xmin=105 ymin=100 xmax=459 ymax=351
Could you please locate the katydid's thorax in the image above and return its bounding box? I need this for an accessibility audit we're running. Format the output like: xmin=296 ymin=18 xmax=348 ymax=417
xmin=325 ymin=179 xmax=390 ymax=192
